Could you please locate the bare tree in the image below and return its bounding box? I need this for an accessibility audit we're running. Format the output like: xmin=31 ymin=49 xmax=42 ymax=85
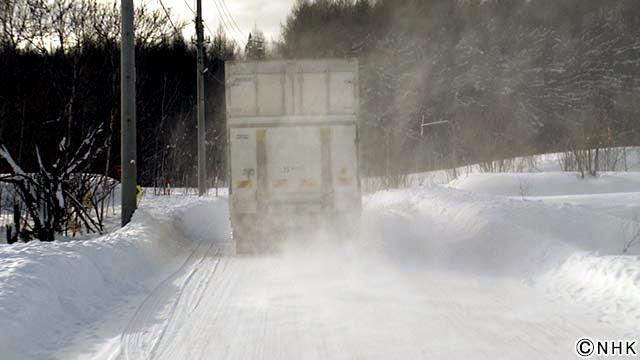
xmin=0 ymin=126 xmax=106 ymax=241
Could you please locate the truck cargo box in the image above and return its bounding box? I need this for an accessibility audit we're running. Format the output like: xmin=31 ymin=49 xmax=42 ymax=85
xmin=226 ymin=59 xmax=361 ymax=253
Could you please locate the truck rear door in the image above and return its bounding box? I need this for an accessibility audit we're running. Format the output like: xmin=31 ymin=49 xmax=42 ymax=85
xmin=262 ymin=127 xmax=324 ymax=210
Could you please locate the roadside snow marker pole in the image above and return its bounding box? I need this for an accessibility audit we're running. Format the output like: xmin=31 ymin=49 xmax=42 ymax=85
xmin=196 ymin=0 xmax=207 ymax=196
xmin=121 ymin=0 xmax=137 ymax=226
xmin=420 ymin=118 xmax=450 ymax=136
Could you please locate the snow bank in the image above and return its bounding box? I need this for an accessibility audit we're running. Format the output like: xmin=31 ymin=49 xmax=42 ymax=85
xmin=0 ymin=196 xmax=230 ymax=360
xmin=524 ymin=192 xmax=640 ymax=221
xmin=448 ymin=172 xmax=640 ymax=197
xmin=361 ymin=185 xmax=640 ymax=326
xmin=540 ymin=253 xmax=640 ymax=326
xmin=360 ymin=186 xmax=639 ymax=274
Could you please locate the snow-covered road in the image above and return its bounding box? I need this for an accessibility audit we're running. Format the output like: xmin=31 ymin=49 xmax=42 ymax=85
xmin=103 ymin=244 xmax=628 ymax=360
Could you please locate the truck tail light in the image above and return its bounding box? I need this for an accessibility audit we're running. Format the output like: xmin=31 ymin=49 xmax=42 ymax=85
xmin=236 ymin=180 xmax=253 ymax=189
xmin=301 ymin=178 xmax=317 ymax=187
xmin=273 ymin=179 xmax=288 ymax=188
xmin=337 ymin=177 xmax=353 ymax=186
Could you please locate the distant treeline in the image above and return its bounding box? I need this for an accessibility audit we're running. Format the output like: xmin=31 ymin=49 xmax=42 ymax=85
xmin=279 ymin=0 xmax=640 ymax=176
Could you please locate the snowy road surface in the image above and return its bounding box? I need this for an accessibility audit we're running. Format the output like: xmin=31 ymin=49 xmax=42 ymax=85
xmin=99 ymin=246 xmax=630 ymax=360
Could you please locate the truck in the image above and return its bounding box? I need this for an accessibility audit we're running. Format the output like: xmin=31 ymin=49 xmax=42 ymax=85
xmin=225 ymin=59 xmax=362 ymax=253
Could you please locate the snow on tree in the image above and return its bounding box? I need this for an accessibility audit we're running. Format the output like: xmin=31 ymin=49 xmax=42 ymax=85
xmin=0 ymin=126 xmax=108 ymax=241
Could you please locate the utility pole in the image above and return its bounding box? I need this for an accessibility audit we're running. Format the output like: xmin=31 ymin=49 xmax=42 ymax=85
xmin=196 ymin=0 xmax=207 ymax=196
xmin=121 ymin=0 xmax=137 ymax=226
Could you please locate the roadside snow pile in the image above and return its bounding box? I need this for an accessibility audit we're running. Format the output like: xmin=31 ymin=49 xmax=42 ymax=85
xmin=361 ymin=183 xmax=640 ymax=326
xmin=449 ymin=172 xmax=640 ymax=197
xmin=541 ymin=253 xmax=640 ymax=321
xmin=441 ymin=169 xmax=640 ymax=325
xmin=447 ymin=171 xmax=640 ymax=220
xmin=0 ymin=196 xmax=230 ymax=360
xmin=523 ymin=192 xmax=640 ymax=221
xmin=361 ymin=186 xmax=638 ymax=274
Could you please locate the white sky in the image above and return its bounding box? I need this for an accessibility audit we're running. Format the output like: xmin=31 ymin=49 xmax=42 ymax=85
xmin=133 ymin=0 xmax=297 ymax=47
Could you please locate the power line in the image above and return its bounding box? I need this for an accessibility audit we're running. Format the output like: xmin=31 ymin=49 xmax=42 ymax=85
xmin=210 ymin=0 xmax=244 ymax=48
xmin=181 ymin=0 xmax=195 ymax=15
xmin=211 ymin=0 xmax=234 ymax=36
xmin=207 ymin=14 xmax=243 ymax=53
xmin=178 ymin=0 xmax=237 ymax=50
xmin=200 ymin=2 xmax=245 ymax=51
xmin=216 ymin=0 xmax=246 ymax=41
xmin=158 ymin=0 xmax=229 ymax=87
xmin=168 ymin=0 xmax=247 ymax=86
xmin=219 ymin=0 xmax=245 ymax=37
xmin=157 ymin=0 xmax=181 ymax=35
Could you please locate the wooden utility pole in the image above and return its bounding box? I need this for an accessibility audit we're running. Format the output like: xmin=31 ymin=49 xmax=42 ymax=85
xmin=196 ymin=0 xmax=207 ymax=196
xmin=121 ymin=0 xmax=137 ymax=226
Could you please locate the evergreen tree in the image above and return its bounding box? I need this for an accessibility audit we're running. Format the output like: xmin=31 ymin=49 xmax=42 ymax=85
xmin=244 ymin=25 xmax=266 ymax=60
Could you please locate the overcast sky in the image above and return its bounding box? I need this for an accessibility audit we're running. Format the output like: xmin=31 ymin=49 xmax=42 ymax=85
xmin=133 ymin=0 xmax=296 ymax=47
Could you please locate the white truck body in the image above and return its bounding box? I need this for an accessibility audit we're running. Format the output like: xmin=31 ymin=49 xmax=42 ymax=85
xmin=225 ymin=59 xmax=361 ymax=251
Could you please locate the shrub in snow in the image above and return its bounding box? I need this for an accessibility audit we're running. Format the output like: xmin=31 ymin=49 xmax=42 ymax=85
xmin=0 ymin=127 xmax=111 ymax=241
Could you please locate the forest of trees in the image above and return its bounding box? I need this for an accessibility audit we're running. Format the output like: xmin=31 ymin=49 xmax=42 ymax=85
xmin=1 ymin=0 xmax=639 ymax=184
xmin=280 ymin=0 xmax=640 ymax=176
xmin=0 ymin=0 xmax=236 ymax=190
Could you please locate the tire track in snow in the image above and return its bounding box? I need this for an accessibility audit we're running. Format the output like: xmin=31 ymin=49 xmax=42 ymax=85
xmin=146 ymin=243 xmax=219 ymax=360
xmin=150 ymin=251 xmax=231 ymax=359
xmin=116 ymin=240 xmax=217 ymax=360
xmin=152 ymin=256 xmax=235 ymax=360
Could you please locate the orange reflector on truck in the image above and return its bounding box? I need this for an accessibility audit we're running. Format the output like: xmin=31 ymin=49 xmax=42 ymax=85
xmin=301 ymin=178 xmax=317 ymax=187
xmin=236 ymin=180 xmax=252 ymax=189
xmin=272 ymin=179 xmax=288 ymax=188
xmin=337 ymin=177 xmax=353 ymax=186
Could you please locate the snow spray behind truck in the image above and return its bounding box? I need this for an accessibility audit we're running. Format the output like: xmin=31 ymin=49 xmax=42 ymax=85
xmin=225 ymin=59 xmax=362 ymax=253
